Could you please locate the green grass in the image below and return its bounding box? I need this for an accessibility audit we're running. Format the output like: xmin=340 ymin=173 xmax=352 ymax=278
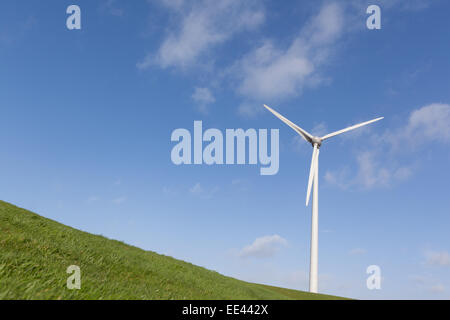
xmin=0 ymin=200 xmax=345 ymax=300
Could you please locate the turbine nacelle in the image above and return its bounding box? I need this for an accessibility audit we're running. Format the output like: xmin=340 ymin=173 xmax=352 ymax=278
xmin=311 ymin=136 xmax=322 ymax=148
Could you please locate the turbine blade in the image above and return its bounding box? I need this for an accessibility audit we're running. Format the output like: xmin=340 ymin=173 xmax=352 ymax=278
xmin=306 ymin=145 xmax=318 ymax=206
xmin=321 ymin=117 xmax=384 ymax=141
xmin=263 ymin=104 xmax=313 ymax=143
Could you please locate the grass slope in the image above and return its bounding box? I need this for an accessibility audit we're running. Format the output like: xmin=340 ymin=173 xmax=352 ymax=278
xmin=0 ymin=201 xmax=344 ymax=300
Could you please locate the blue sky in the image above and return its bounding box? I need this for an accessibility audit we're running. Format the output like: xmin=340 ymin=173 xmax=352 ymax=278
xmin=1 ymin=0 xmax=450 ymax=299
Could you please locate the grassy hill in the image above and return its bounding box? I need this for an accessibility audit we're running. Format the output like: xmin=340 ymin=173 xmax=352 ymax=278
xmin=0 ymin=200 xmax=345 ymax=300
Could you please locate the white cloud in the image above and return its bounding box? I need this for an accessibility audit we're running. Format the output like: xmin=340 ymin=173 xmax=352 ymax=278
xmin=236 ymin=102 xmax=265 ymax=118
xmin=402 ymin=103 xmax=450 ymax=146
xmin=101 ymin=0 xmax=124 ymax=17
xmin=162 ymin=186 xmax=178 ymax=197
xmin=87 ymin=196 xmax=99 ymax=203
xmin=349 ymin=248 xmax=367 ymax=255
xmin=157 ymin=0 xmax=185 ymax=10
xmin=234 ymin=2 xmax=344 ymax=101
xmin=324 ymin=168 xmax=350 ymax=189
xmin=326 ymin=103 xmax=450 ymax=189
xmin=239 ymin=234 xmax=288 ymax=258
xmin=325 ymin=151 xmax=410 ymax=189
xmin=430 ymin=283 xmax=445 ymax=293
xmin=231 ymin=179 xmax=250 ymax=192
xmin=236 ymin=41 xmax=314 ymax=100
xmin=139 ymin=1 xmax=436 ymax=118
xmin=192 ymin=87 xmax=215 ymax=113
xmin=355 ymin=151 xmax=390 ymax=188
xmin=409 ymin=274 xmax=446 ymax=295
xmin=112 ymin=196 xmax=127 ymax=204
xmin=189 ymin=182 xmax=203 ymax=194
xmin=377 ymin=103 xmax=450 ymax=153
xmin=409 ymin=274 xmax=427 ymax=285
xmin=426 ymin=251 xmax=450 ymax=267
xmin=138 ymin=0 xmax=264 ymax=70
xmin=139 ymin=2 xmax=348 ymax=116
xmin=310 ymin=122 xmax=328 ymax=137
xmin=231 ymin=1 xmax=434 ymax=115
xmin=189 ymin=182 xmax=218 ymax=199
xmin=393 ymin=166 xmax=412 ymax=181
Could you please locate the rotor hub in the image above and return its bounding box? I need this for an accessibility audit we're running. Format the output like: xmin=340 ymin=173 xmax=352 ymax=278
xmin=311 ymin=136 xmax=322 ymax=148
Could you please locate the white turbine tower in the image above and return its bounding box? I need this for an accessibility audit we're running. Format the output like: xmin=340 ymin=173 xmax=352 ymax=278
xmin=263 ymin=104 xmax=383 ymax=293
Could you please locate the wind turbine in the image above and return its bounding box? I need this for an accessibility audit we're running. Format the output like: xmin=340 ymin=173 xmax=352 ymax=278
xmin=263 ymin=104 xmax=383 ymax=293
